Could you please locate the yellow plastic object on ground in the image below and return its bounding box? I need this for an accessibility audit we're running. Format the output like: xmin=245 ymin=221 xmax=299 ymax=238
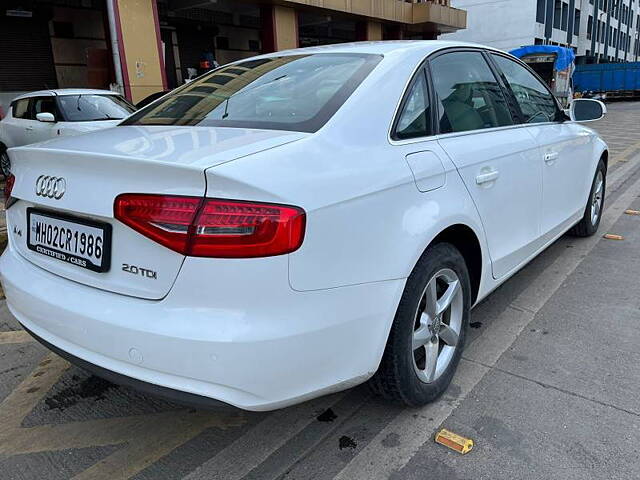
xmin=434 ymin=428 xmax=474 ymax=454
xmin=603 ymin=234 xmax=625 ymax=240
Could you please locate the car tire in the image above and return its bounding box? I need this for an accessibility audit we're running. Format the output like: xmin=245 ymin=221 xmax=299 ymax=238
xmin=370 ymin=242 xmax=471 ymax=406
xmin=569 ymin=159 xmax=606 ymax=238
xmin=0 ymin=146 xmax=9 ymax=178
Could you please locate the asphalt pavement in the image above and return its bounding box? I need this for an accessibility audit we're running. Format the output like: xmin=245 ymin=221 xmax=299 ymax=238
xmin=1 ymin=102 xmax=640 ymax=479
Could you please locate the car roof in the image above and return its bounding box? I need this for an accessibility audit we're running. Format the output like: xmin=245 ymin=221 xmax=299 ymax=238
xmin=259 ymin=40 xmax=503 ymax=58
xmin=12 ymin=89 xmax=122 ymax=101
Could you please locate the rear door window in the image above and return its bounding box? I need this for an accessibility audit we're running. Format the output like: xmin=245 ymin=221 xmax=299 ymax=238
xmin=429 ymin=51 xmax=513 ymax=134
xmin=12 ymin=99 xmax=30 ymax=119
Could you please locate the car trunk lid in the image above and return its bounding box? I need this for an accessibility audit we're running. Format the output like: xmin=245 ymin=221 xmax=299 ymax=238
xmin=6 ymin=125 xmax=307 ymax=299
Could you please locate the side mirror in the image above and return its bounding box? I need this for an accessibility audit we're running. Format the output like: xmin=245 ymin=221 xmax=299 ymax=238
xmin=568 ymin=99 xmax=606 ymax=123
xmin=36 ymin=112 xmax=56 ymax=123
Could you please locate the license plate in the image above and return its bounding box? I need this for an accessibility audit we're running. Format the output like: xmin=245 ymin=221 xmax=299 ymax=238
xmin=27 ymin=209 xmax=112 ymax=273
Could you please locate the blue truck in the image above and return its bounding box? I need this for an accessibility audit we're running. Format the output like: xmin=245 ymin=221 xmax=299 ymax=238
xmin=573 ymin=62 xmax=640 ymax=99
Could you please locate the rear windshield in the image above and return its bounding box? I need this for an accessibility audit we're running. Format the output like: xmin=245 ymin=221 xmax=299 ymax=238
xmin=122 ymin=53 xmax=382 ymax=133
xmin=58 ymin=94 xmax=135 ymax=122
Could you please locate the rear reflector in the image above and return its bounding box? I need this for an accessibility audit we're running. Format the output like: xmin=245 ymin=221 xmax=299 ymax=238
xmin=114 ymin=194 xmax=305 ymax=258
xmin=4 ymin=174 xmax=15 ymax=209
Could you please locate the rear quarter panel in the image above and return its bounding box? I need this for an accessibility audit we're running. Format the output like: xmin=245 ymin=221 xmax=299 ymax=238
xmin=207 ymin=134 xmax=488 ymax=293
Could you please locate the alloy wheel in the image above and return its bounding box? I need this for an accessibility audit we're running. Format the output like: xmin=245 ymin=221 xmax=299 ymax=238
xmin=412 ymin=268 xmax=463 ymax=384
xmin=591 ymin=170 xmax=604 ymax=226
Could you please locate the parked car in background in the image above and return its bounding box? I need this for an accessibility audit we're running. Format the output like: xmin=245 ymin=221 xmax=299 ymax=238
xmin=0 ymin=42 xmax=609 ymax=411
xmin=0 ymin=89 xmax=135 ymax=176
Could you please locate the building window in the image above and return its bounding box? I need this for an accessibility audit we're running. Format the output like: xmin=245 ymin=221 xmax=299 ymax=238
xmin=574 ymin=9 xmax=580 ymax=35
xmin=537 ymin=0 xmax=546 ymax=23
xmin=561 ymin=2 xmax=569 ymax=31
xmin=554 ymin=0 xmax=562 ymax=29
xmin=587 ymin=15 xmax=593 ymax=39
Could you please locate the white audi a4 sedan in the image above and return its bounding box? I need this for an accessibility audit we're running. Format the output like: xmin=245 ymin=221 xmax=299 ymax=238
xmin=0 ymin=41 xmax=608 ymax=411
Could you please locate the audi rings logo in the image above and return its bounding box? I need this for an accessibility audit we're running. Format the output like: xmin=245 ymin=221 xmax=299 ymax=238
xmin=35 ymin=175 xmax=66 ymax=200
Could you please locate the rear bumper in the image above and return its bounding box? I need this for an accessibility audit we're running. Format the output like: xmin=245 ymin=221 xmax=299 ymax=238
xmin=0 ymin=246 xmax=404 ymax=411
xmin=22 ymin=324 xmax=234 ymax=410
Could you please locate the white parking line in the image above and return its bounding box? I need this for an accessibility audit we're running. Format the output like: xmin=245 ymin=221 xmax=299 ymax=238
xmin=332 ymin=156 xmax=640 ymax=480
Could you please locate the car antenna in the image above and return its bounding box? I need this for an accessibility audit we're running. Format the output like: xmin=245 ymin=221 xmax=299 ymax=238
xmin=221 ymin=74 xmax=287 ymax=120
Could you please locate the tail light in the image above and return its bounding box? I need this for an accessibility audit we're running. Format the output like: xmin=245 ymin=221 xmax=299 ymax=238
xmin=114 ymin=194 xmax=305 ymax=258
xmin=4 ymin=174 xmax=15 ymax=209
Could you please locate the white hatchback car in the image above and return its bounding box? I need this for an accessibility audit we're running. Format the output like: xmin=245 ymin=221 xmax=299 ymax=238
xmin=0 ymin=89 xmax=135 ymax=176
xmin=0 ymin=42 xmax=607 ymax=411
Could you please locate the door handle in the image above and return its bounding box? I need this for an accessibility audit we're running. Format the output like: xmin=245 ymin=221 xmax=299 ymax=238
xmin=476 ymin=170 xmax=500 ymax=185
xmin=25 ymin=126 xmax=34 ymax=131
xmin=544 ymin=152 xmax=559 ymax=164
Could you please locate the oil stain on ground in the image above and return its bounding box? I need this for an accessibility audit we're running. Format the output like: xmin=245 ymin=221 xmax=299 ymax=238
xmin=339 ymin=435 xmax=357 ymax=450
xmin=317 ymin=408 xmax=338 ymax=422
xmin=44 ymin=374 xmax=116 ymax=410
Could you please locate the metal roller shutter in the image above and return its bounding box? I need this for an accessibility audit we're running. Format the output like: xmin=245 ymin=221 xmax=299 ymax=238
xmin=0 ymin=12 xmax=58 ymax=91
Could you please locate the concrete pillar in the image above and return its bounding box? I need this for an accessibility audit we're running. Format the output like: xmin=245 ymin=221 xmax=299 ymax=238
xmin=111 ymin=0 xmax=167 ymax=103
xmin=356 ymin=20 xmax=383 ymax=41
xmin=367 ymin=21 xmax=383 ymax=40
xmin=261 ymin=5 xmax=298 ymax=53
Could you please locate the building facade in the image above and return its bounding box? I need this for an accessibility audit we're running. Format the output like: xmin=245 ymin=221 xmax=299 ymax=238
xmin=445 ymin=0 xmax=640 ymax=64
xmin=1 ymin=0 xmax=467 ymax=105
